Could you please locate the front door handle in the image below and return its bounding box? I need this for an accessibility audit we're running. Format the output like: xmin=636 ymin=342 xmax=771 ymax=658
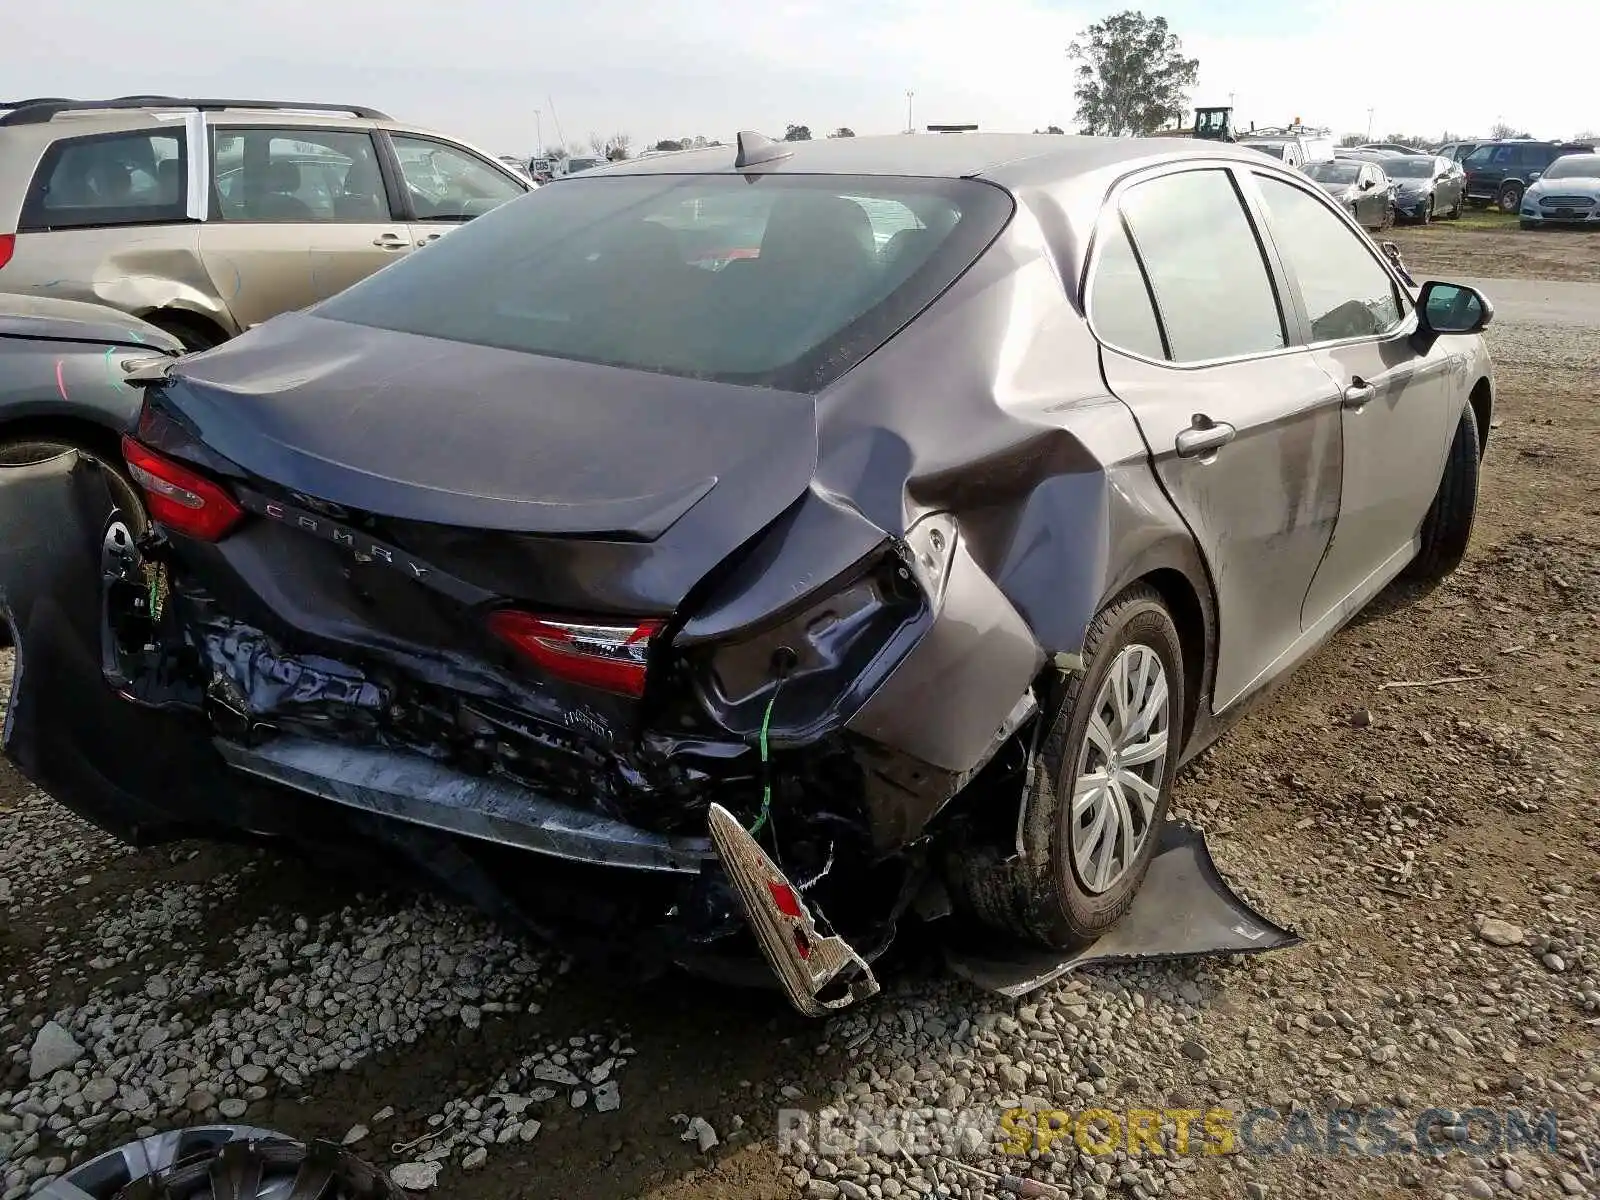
xmin=1343 ymin=379 xmax=1376 ymax=409
xmin=372 ymin=232 xmax=409 ymax=249
xmin=1175 ymin=417 xmax=1237 ymax=459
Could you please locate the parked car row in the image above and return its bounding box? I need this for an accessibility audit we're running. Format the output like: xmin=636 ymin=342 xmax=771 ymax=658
xmin=1318 ymin=138 xmax=1598 ymax=226
xmin=1302 ymin=152 xmax=1466 ymax=229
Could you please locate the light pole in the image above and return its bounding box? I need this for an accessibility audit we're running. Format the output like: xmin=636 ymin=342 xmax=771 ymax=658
xmin=905 ymin=90 xmax=915 ymax=134
xmin=1366 ymin=107 xmax=1375 ymax=142
xmin=534 ymin=109 xmax=543 ymax=157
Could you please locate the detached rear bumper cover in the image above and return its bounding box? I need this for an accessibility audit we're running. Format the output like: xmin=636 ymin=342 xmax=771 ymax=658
xmin=217 ymin=736 xmax=715 ymax=874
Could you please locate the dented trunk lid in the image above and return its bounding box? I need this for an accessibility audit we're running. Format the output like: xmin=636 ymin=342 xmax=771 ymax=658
xmin=154 ymin=311 xmax=820 ymax=615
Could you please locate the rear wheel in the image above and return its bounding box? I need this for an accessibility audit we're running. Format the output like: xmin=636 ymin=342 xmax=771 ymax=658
xmin=950 ymin=584 xmax=1184 ymax=950
xmin=1404 ymin=405 xmax=1481 ymax=584
xmin=1417 ymin=193 xmax=1433 ymax=224
xmin=1497 ymin=181 xmax=1524 ymax=214
xmin=35 ymin=1126 xmax=402 ymax=1200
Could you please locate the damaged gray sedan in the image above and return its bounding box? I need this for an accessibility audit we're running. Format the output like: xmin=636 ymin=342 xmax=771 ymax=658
xmin=0 ymin=132 xmax=1495 ymax=1016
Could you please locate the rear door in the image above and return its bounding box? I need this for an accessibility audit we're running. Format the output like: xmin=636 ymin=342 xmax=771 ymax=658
xmin=382 ymin=133 xmax=528 ymax=250
xmin=7 ymin=123 xmax=209 ymax=317
xmin=1089 ymin=164 xmax=1345 ymax=711
xmin=1247 ymin=170 xmax=1457 ymax=627
xmin=199 ymin=124 xmax=413 ymax=328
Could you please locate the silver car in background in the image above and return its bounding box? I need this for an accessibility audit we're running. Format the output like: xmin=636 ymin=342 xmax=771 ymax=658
xmin=1519 ymin=152 xmax=1600 ymax=229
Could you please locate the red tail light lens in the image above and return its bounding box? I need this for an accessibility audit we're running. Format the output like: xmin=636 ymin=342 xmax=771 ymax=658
xmin=121 ymin=434 xmax=244 ymax=542
xmin=487 ymin=611 xmax=662 ymax=697
xmin=0 ymin=234 xmax=14 ymax=270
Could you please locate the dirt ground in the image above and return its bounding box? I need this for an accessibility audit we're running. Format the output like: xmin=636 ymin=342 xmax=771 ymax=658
xmin=1385 ymin=218 xmax=1600 ymax=283
xmin=3 ymin=224 xmax=1597 ymax=1200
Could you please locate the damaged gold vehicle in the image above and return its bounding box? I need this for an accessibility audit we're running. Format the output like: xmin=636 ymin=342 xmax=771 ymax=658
xmin=2 ymin=131 xmax=1497 ymax=1014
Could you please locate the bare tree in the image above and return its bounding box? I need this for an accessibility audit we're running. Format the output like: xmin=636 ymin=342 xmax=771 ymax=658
xmin=1488 ymin=121 xmax=1530 ymax=140
xmin=1068 ymin=10 xmax=1199 ymax=136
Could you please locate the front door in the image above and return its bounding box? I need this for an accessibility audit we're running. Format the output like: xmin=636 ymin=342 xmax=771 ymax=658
xmin=1088 ymin=166 xmax=1345 ymax=710
xmin=1247 ymin=171 xmax=1459 ymax=628
xmin=385 ymin=134 xmax=528 ymax=251
xmin=200 ymin=126 xmax=414 ymax=328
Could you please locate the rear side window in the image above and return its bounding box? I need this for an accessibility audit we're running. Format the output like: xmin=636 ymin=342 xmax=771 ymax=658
xmin=315 ymin=173 xmax=1013 ymax=393
xmin=20 ymin=130 xmax=187 ymax=231
xmin=211 ymin=128 xmax=389 ymax=223
xmin=1087 ymin=219 xmax=1166 ymax=360
xmin=1118 ymin=169 xmax=1286 ymax=363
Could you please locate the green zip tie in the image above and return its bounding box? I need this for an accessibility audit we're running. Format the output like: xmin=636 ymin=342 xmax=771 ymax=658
xmin=748 ymin=689 xmax=778 ymax=837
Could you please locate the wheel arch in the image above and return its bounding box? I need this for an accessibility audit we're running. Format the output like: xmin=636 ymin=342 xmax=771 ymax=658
xmin=1468 ymin=376 xmax=1493 ymax=459
xmin=136 ymin=306 xmax=232 ymax=350
xmin=0 ymin=410 xmax=129 ymax=469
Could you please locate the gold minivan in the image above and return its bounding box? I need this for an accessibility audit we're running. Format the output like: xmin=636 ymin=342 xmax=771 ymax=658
xmin=0 ymin=97 xmax=531 ymax=348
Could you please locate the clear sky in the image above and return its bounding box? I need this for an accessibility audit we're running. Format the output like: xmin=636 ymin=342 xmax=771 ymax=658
xmin=13 ymin=0 xmax=1598 ymax=157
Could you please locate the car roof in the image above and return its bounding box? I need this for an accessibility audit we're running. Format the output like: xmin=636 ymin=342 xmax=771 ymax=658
xmin=581 ymin=131 xmax=1290 ymax=187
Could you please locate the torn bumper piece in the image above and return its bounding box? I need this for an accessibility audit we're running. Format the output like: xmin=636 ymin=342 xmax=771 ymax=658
xmin=707 ymin=802 xmax=881 ymax=1016
xmin=945 ymin=820 xmax=1301 ymax=998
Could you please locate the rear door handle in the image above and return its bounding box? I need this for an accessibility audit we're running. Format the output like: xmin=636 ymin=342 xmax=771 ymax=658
xmin=1343 ymin=379 xmax=1376 ymax=409
xmin=1175 ymin=417 xmax=1237 ymax=459
xmin=373 ymin=232 xmax=409 ymax=249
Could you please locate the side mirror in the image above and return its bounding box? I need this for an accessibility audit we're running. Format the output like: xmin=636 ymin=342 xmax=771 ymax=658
xmin=1360 ymin=178 xmax=1375 ymax=190
xmin=1416 ymin=281 xmax=1493 ymax=347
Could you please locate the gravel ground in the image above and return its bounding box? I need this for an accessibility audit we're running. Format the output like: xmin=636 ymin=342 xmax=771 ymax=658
xmin=3 ymin=228 xmax=1598 ymax=1200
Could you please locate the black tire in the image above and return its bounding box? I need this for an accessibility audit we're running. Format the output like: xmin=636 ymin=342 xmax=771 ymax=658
xmin=1497 ymin=181 xmax=1524 ymax=214
xmin=949 ymin=584 xmax=1184 ymax=950
xmin=1417 ymin=193 xmax=1433 ymax=225
xmin=1405 ymin=405 xmax=1481 ymax=583
xmin=1448 ymin=189 xmax=1464 ymax=219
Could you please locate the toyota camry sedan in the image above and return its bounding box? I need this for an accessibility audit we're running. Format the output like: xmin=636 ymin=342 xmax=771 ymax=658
xmin=0 ymin=132 xmax=1495 ymax=1016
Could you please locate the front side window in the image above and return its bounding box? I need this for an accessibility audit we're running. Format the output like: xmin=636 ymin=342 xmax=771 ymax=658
xmin=390 ymin=136 xmax=525 ymax=220
xmin=315 ymin=173 xmax=1013 ymax=392
xmin=1464 ymin=146 xmax=1492 ymax=167
xmin=1118 ymin=169 xmax=1286 ymax=363
xmin=211 ymin=129 xmax=387 ymax=222
xmin=1254 ymin=175 xmax=1405 ymax=344
xmin=20 ymin=130 xmax=187 ymax=231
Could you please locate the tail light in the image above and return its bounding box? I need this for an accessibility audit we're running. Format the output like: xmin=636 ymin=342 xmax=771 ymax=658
xmin=0 ymin=234 xmax=14 ymax=270
xmin=487 ymin=611 xmax=662 ymax=697
xmin=121 ymin=434 xmax=244 ymax=542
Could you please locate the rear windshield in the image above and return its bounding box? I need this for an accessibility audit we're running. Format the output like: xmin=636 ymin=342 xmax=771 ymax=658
xmin=1246 ymin=143 xmax=1287 ymax=160
xmin=1544 ymin=154 xmax=1600 ymax=179
xmin=316 ymin=173 xmax=1013 ymax=392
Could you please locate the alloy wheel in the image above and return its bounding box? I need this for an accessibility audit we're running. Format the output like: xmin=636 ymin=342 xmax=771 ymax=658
xmin=1069 ymin=643 xmax=1171 ymax=895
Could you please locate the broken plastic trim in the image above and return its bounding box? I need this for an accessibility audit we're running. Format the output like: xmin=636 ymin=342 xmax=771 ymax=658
xmin=707 ymin=801 xmax=880 ymax=1016
xmin=946 ymin=820 xmax=1301 ymax=998
xmin=217 ymin=737 xmax=718 ymax=874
